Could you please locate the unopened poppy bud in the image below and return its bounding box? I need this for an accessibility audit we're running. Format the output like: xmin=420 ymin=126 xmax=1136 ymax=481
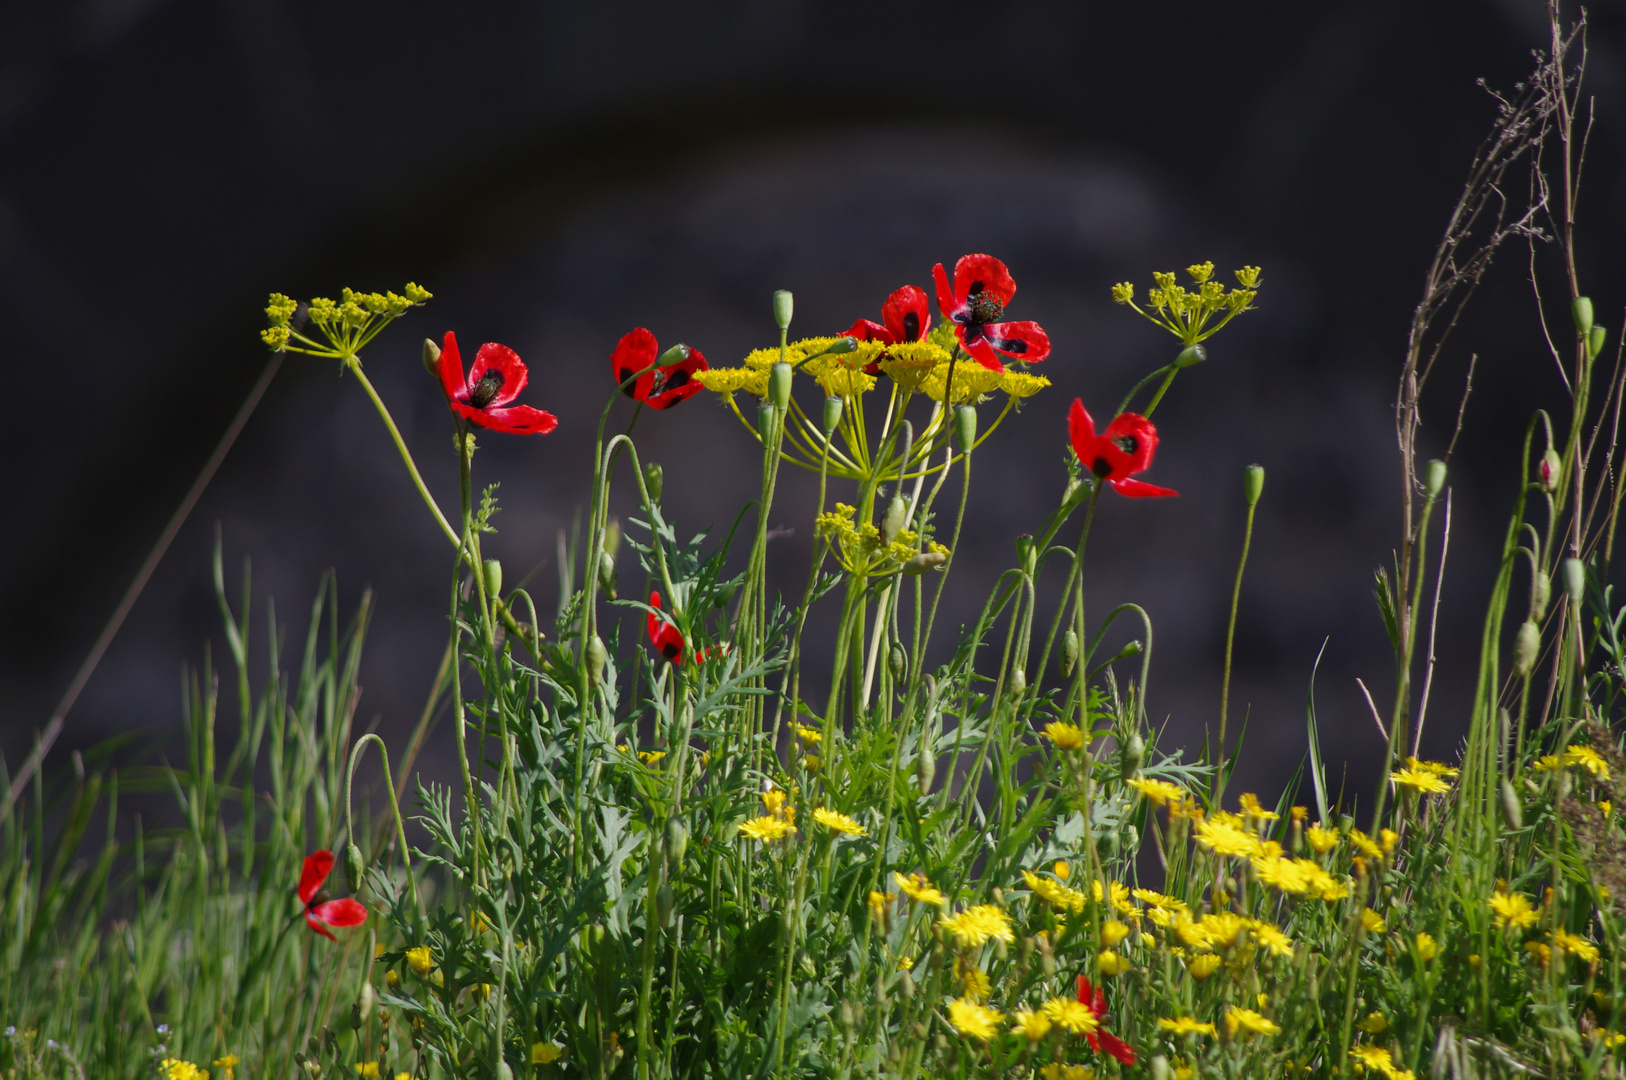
xmin=916 ymin=748 xmax=936 ymax=794
xmin=1174 ymin=343 xmax=1207 ymax=368
xmin=838 ymin=1001 xmax=855 ymax=1030
xmin=483 ymin=559 xmax=502 ymax=599
xmin=903 ymin=551 xmax=946 ymax=575
xmin=1061 ymin=629 xmax=1080 ymax=677
xmin=1529 ymin=570 xmax=1550 ymax=620
xmin=769 ymin=362 xmax=793 ymax=410
xmin=358 ymin=979 xmax=374 ymax=1016
xmin=882 ymin=495 xmax=908 ymax=544
xmin=822 ymin=395 xmax=843 ymax=435
xmin=1121 ymin=733 xmax=1145 ymax=778
xmin=1573 ymin=296 xmax=1595 ymax=335
xmin=597 ymin=551 xmax=617 ymax=600
xmin=1500 ymin=778 xmax=1524 ymax=831
xmin=1590 ymin=325 xmax=1608 ymax=360
xmin=665 ymin=819 xmax=688 ymax=868
xmin=642 ymin=462 xmax=664 ymax=501
xmin=1015 ymin=534 xmax=1036 ymax=576
xmin=757 ymin=402 xmax=778 ymax=440
xmin=953 ymin=406 xmax=977 ymax=451
xmin=773 ymin=289 xmax=794 ymax=330
xmin=1423 ymin=459 xmax=1446 ymax=497
xmin=421 ymin=338 xmax=441 ymax=376
xmin=586 ymin=635 xmax=608 ymax=684
xmin=656 ymin=883 xmax=674 ymax=927
xmin=1539 ymin=449 xmax=1562 ymax=492
xmin=898 ymin=970 xmax=915 ymax=1000
xmin=603 ymin=517 xmax=622 ymax=559
xmin=350 ymin=1003 xmax=363 ymax=1030
xmin=656 ymin=343 xmax=691 ymax=368
xmin=888 ymin=641 xmax=906 ymax=683
xmin=1243 ymin=463 xmax=1265 ymax=505
xmin=1563 ymin=557 xmax=1587 ymax=603
xmin=344 ymin=842 xmax=365 ymax=895
xmin=1009 ymin=666 xmax=1026 ymax=695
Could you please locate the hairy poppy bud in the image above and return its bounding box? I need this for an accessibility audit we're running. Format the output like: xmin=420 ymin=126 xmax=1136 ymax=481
xmin=421 ymin=338 xmax=441 ymax=376
xmin=882 ymin=495 xmax=908 ymax=544
xmin=597 ymin=551 xmax=617 ymax=600
xmin=953 ymin=406 xmax=977 ymax=452
xmin=603 ymin=517 xmax=622 ymax=559
xmin=1121 ymin=733 xmax=1145 ymax=778
xmin=656 ymin=883 xmax=674 ymax=927
xmin=357 ymin=979 xmax=374 ymax=1017
xmin=773 ymin=289 xmax=794 ymax=331
xmin=897 ymin=970 xmax=915 ymax=1000
xmin=482 ymin=559 xmax=502 ymax=600
xmin=822 ymin=395 xmax=843 ymax=435
xmin=349 ymin=1003 xmax=363 ymax=1030
xmin=769 ymin=362 xmax=793 ymax=410
xmin=1512 ymin=621 xmax=1539 ymax=677
xmin=1573 ymin=296 xmax=1595 ymax=335
xmin=1590 ymin=325 xmax=1608 ymax=361
xmin=1015 ymin=534 xmax=1036 ymax=577
xmin=1563 ymin=557 xmax=1587 ymax=603
xmin=888 ymin=641 xmax=906 ymax=683
xmin=1061 ymin=629 xmax=1080 ymax=677
xmin=903 ymin=551 xmax=946 ymax=575
xmin=1539 ymin=449 xmax=1562 ymax=492
xmin=665 ymin=819 xmax=688 ymax=868
xmin=1243 ymin=463 xmax=1265 ymax=505
xmin=1423 ymin=459 xmax=1446 ymax=498
xmin=916 ymin=748 xmax=936 ymax=794
xmin=1530 ymin=570 xmax=1550 ymax=621
xmin=1174 ymin=343 xmax=1207 ymax=368
xmin=643 ymin=462 xmax=664 ymax=502
xmin=757 ymin=403 xmax=777 ymax=440
xmin=1500 ymin=778 xmax=1523 ymax=831
xmin=497 ymin=1063 xmax=514 ymax=1080
xmin=656 ymin=343 xmax=691 ymax=368
xmin=344 ymin=842 xmax=365 ymax=895
xmin=838 ymin=1001 xmax=855 ymax=1031
xmin=586 ymin=635 xmax=608 ymax=684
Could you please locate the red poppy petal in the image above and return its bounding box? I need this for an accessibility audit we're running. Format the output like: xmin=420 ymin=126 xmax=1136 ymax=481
xmin=311 ymin=897 xmax=368 ymax=928
xmin=983 ymin=320 xmax=1050 ymax=363
xmin=957 ymin=327 xmax=1005 ymax=372
xmin=1067 ymin=398 xmax=1097 ymax=456
xmin=612 ymin=328 xmax=659 ymax=400
xmin=467 ymin=343 xmax=529 ymax=409
xmin=645 ymin=349 xmax=710 ymax=409
xmin=952 ymin=254 xmax=1017 ymax=308
xmin=437 ymin=331 xmax=467 ymax=402
xmin=453 ymin=403 xmax=558 ymax=435
xmin=298 ymin=850 xmax=334 ymax=905
xmin=304 ymin=910 xmax=338 ymax=940
xmin=881 ymin=285 xmax=930 ymax=342
xmin=654 ymin=623 xmax=684 ymax=665
xmin=845 ymin=318 xmax=892 ymax=344
xmin=1086 ymin=1032 xmax=1102 ymax=1052
xmin=1097 ymin=1032 xmax=1136 ymax=1065
xmin=1100 ymin=412 xmax=1159 ymax=473
xmin=931 ymin=263 xmax=960 ymax=321
xmin=1109 ymin=477 xmax=1179 ymax=498
xmin=1076 ymin=973 xmax=1094 ymax=1004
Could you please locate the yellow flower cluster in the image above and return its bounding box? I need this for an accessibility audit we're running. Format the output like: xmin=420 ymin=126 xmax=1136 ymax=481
xmin=894 ymin=871 xmax=946 ymax=906
xmin=1534 ymin=743 xmax=1611 ymax=780
xmin=741 ymin=787 xmax=797 ymax=842
xmin=1489 ymin=887 xmax=1539 ymax=930
xmin=1110 ymin=263 xmax=1260 ymax=346
xmin=811 ymin=807 xmax=865 ymax=836
xmin=262 ymin=284 xmax=431 ymax=356
xmin=939 ymin=904 xmax=1015 ymax=947
xmin=814 ymin=502 xmax=947 ymax=578
xmin=1350 ymin=1044 xmax=1417 ymax=1080
xmin=160 ymin=1060 xmax=206 ymax=1080
xmin=947 ymin=998 xmax=1004 ymax=1040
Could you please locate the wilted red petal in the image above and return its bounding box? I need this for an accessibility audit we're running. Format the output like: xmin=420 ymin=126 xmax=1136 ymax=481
xmin=951 ymin=254 xmax=1017 ymax=309
xmin=466 ymin=342 xmax=529 ymax=408
xmin=298 ymin=850 xmax=334 ymax=905
xmin=983 ymin=319 xmax=1050 ymax=363
xmin=310 ymin=897 xmax=368 ymax=928
xmin=612 ymin=328 xmax=659 ymax=401
xmin=1109 ymin=477 xmax=1179 ymax=498
xmin=880 ymin=285 xmax=930 ymax=343
xmin=437 ymin=331 xmax=467 ymax=403
xmin=645 ymin=348 xmax=709 ymax=410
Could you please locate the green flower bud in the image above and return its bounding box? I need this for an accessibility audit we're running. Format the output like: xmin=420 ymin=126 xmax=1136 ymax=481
xmin=902 ymin=551 xmax=947 ymax=575
xmin=358 ymin=979 xmax=374 ymax=1017
xmin=656 ymin=883 xmax=674 ymax=927
xmin=421 ymin=337 xmax=442 ymax=376
xmin=665 ymin=819 xmax=689 ymax=868
xmin=1423 ymin=459 xmax=1446 ymax=497
xmin=1512 ymin=620 xmax=1539 ymax=677
xmin=1563 ymin=557 xmax=1587 ymax=603
xmin=757 ymin=403 xmax=777 ymax=440
xmin=916 ymin=748 xmax=936 ymax=794
xmin=497 ymin=1063 xmax=514 ymax=1080
xmin=881 ymin=495 xmax=908 ymax=544
xmin=953 ymin=405 xmax=977 ymax=452
xmin=656 ymin=343 xmax=691 ymax=368
xmin=1573 ymin=296 xmax=1595 ymax=335
xmin=1531 ymin=571 xmax=1550 ymax=620
xmin=1244 ymin=463 xmax=1265 ymax=505
xmin=769 ymin=362 xmax=793 ymax=410
xmin=349 ymin=1002 xmax=364 ymax=1031
xmin=1151 ymin=1055 xmax=1174 ymax=1080
xmin=773 ymin=289 xmax=794 ymax=331
xmin=1174 ymin=343 xmax=1207 ymax=368
xmin=643 ymin=462 xmax=664 ymax=502
xmin=888 ymin=641 xmax=907 ymax=683
xmin=822 ymin=395 xmax=844 ymax=435
xmin=586 ymin=635 xmax=608 ymax=684
xmin=1500 ymin=778 xmax=1523 ymax=831
xmin=344 ymin=842 xmax=365 ymax=895
xmin=597 ymin=550 xmax=617 ymax=600
xmin=1061 ymin=629 xmax=1080 ymax=677
xmin=1590 ymin=324 xmax=1608 ymax=360
xmin=1015 ymin=534 xmax=1037 ymax=577
xmin=603 ymin=517 xmax=622 ymax=558
xmin=1120 ymin=733 xmax=1145 ymax=778
xmin=838 ymin=1001 xmax=855 ymax=1031
xmin=482 ymin=559 xmax=502 ymax=599
xmin=897 ymin=970 xmax=915 ymax=1000
xmin=1008 ymin=666 xmax=1026 ymax=696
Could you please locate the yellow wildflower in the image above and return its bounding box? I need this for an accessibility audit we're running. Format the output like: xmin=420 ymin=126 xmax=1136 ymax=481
xmin=1132 ymin=888 xmax=1189 ymax=913
xmin=160 ymin=1062 xmax=206 ymax=1080
xmin=1187 ymin=953 xmax=1222 ymax=979
xmin=1359 ymin=1012 xmax=1389 ymax=1034
xmin=789 ymin=722 xmax=822 ymax=749
xmin=531 ymin=1042 xmax=564 ymax=1064
xmin=1348 ymin=830 xmax=1384 ymax=858
xmin=1362 ymin=909 xmax=1387 ymax=934
xmin=1127 ymin=777 xmax=1187 ymax=806
xmin=1011 ymin=1009 xmax=1053 ymax=1041
xmin=1054 ymin=860 xmax=1071 ymax=879
xmin=1000 ymin=372 xmax=1051 ymax=399
xmin=1349 ymin=1045 xmax=1394 ymax=1072
xmin=1158 ymin=1016 xmax=1217 ymax=1037
xmin=694 ymin=367 xmax=768 ymax=397
xmin=812 ymin=807 xmax=865 ymax=836
xmin=355 ymin=1065 xmax=381 ymax=1079
xmin=1567 ymin=744 xmax=1611 ymax=780
xmin=1100 ymin=920 xmax=1130 ymax=947
xmin=921 ymin=361 xmax=1002 ymax=404
xmin=1097 ymin=951 xmax=1131 ymax=976
xmin=1380 ymin=829 xmax=1400 ymax=855
xmin=213 ymin=1055 xmax=239 ymax=1080
xmin=1045 ymin=722 xmax=1086 ymax=751
xmin=947 ymin=999 xmax=1003 ymax=1041
xmin=1023 ymin=869 xmax=1088 ymax=912
xmin=1251 ymin=920 xmax=1294 ymax=959
xmin=1238 ymin=793 xmax=1279 ymax=820
xmin=1550 ymin=929 xmax=1600 ymax=963
xmin=1489 ymin=888 xmax=1539 ymax=930
xmin=1306 ymin=824 xmax=1340 ymax=854
xmin=405 ymin=946 xmax=434 ymax=974
xmin=895 ymin=872 xmax=947 ymax=906
xmin=740 ymin=815 xmax=796 ymax=841
xmin=1415 ymin=932 xmax=1438 ymax=961
xmin=1252 ymin=855 xmax=1311 ymax=894
xmin=939 ymin=904 xmax=1015 ymax=947
xmin=878 ymin=342 xmax=951 ymax=390
xmin=637 ymin=750 xmax=666 ymax=766
xmin=1201 ymin=911 xmax=1247 ymax=949
xmin=1195 ymin=818 xmax=1261 ymax=857
xmin=1391 ymin=767 xmax=1450 ymax=795
xmin=1042 ymin=997 xmax=1100 ymax=1035
xmin=1527 ymin=941 xmax=1553 ymax=965
xmin=868 ymin=891 xmax=894 ymax=921
xmin=1225 ymin=1007 xmax=1281 ymax=1037
xmin=1039 ymin=1066 xmax=1097 ymax=1080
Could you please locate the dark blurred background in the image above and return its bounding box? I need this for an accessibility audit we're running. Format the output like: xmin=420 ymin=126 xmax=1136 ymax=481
xmin=3 ymin=0 xmax=1625 ymax=814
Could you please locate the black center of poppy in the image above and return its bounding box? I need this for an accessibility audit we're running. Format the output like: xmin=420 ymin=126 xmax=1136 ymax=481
xmin=653 ymin=368 xmax=690 ymax=396
xmin=1114 ymin=434 xmax=1139 ymax=456
xmin=1091 ymin=456 xmax=1114 ymax=478
xmin=968 ymin=292 xmax=1004 ymax=324
xmin=661 ymin=641 xmax=681 ymax=661
xmin=468 ymin=369 xmax=504 ymax=408
xmin=901 ymin=311 xmax=920 ymax=340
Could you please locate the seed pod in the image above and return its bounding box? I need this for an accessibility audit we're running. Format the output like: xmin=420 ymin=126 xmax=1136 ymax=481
xmin=1174 ymin=343 xmax=1208 ymax=368
xmin=643 ymin=462 xmax=664 ymax=502
xmin=349 ymin=1002 xmax=364 ymax=1030
xmin=1563 ymin=557 xmax=1587 ymax=603
xmin=1589 ymin=325 xmax=1608 ymax=360
xmin=769 ymin=362 xmax=793 ymax=410
xmin=656 ymin=883 xmax=674 ymax=927
xmin=586 ymin=635 xmax=608 ymax=684
xmin=903 ymin=551 xmax=947 ymax=575
xmin=773 ymin=289 xmax=794 ymax=330
xmin=758 ymin=403 xmax=778 ymax=440
xmin=882 ymin=495 xmax=908 ymax=544
xmin=421 ymin=337 xmax=442 ymax=376
xmin=1244 ymin=463 xmax=1265 ymax=505
xmin=482 ymin=559 xmax=503 ymax=600
xmin=888 ymin=641 xmax=907 ymax=683
xmin=344 ymin=842 xmax=365 ymax=895
xmin=1512 ymin=621 xmax=1539 ymax=677
xmin=898 ymin=970 xmax=916 ymax=1000
xmin=838 ymin=1002 xmax=856 ymax=1031
xmin=916 ymin=749 xmax=936 ymax=794
xmin=1008 ymin=666 xmax=1026 ymax=696
xmin=665 ymin=819 xmax=689 ymax=868
xmin=1531 ymin=571 xmax=1551 ymax=620
xmin=1500 ymin=778 xmax=1523 ymax=831
xmin=1120 ymin=734 xmax=1146 ymax=778
xmin=1574 ymin=296 xmax=1595 ymax=335
xmin=597 ymin=551 xmax=617 ymax=600
xmin=1061 ymin=629 xmax=1080 ymax=677
xmin=1423 ymin=459 xmax=1446 ymax=497
xmin=823 ymin=395 xmax=844 ymax=435
xmin=1539 ymin=449 xmax=1562 ymax=493
xmin=656 ymin=343 xmax=691 ymax=368
xmin=953 ymin=405 xmax=977 ymax=452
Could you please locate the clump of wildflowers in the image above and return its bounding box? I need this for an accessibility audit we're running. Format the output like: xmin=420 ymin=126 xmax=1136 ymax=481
xmin=1110 ymin=262 xmax=1259 ymax=346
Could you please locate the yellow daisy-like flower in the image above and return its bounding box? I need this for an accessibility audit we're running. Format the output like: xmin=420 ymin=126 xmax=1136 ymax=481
xmin=868 ymin=890 xmax=894 ymax=921
xmin=947 ymin=999 xmax=1003 ymax=1041
xmin=1348 ymin=829 xmax=1384 ymax=858
xmin=1132 ymin=888 xmax=1189 ymax=913
xmin=1306 ymin=824 xmax=1340 ymax=854
xmin=812 ymin=807 xmax=865 ymax=836
xmin=1100 ymin=920 xmax=1130 ymax=947
xmin=1404 ymin=756 xmax=1460 ymax=778
xmin=1362 ymin=909 xmax=1387 ymax=934
xmin=1011 ymin=1009 xmax=1053 ymax=1041
xmin=1237 ymin=793 xmax=1280 ymax=820
xmin=355 ymin=1065 xmax=381 ymax=1079
xmin=894 ymin=872 xmax=947 ymax=906
xmin=740 ymin=815 xmax=796 ymax=841
xmin=1201 ymin=911 xmax=1247 ymax=949
xmin=213 ymin=1055 xmax=239 ymax=1080
xmin=1415 ymin=932 xmax=1438 ymax=961
xmin=1380 ymin=828 xmax=1400 ymax=855
xmin=1566 ymin=744 xmax=1612 ymax=780
xmin=1158 ymin=1016 xmax=1217 ymax=1037
xmin=1044 ymin=722 xmax=1086 ymax=751
xmin=1551 ymin=929 xmax=1601 ymax=963
xmin=1489 ymin=888 xmax=1540 ymax=930
xmin=1023 ymin=869 xmax=1088 ymax=913
xmin=405 ymin=945 xmax=434 ymax=974
xmin=531 ymin=1042 xmax=564 ymax=1064
xmin=1039 ymin=1066 xmax=1099 ymax=1080
xmin=1000 ymin=372 xmax=1051 ymax=399
xmin=1091 ymin=878 xmax=1138 ymax=916
xmin=1252 ymin=855 xmax=1311 ymax=895
xmin=1251 ymin=921 xmax=1294 ymax=959
xmin=160 ymin=1062 xmax=205 ymax=1080
xmin=939 ymin=904 xmax=1015 ymax=947
xmin=1349 ymin=1045 xmax=1394 ymax=1072
xmin=1042 ymin=997 xmax=1100 ymax=1035
xmin=1224 ymin=1007 xmax=1280 ymax=1037
xmin=1359 ymin=1012 xmax=1389 ymax=1034
xmin=1195 ymin=818 xmax=1261 ymax=857
xmin=637 ymin=750 xmax=666 ymax=766
xmin=1127 ymin=777 xmax=1187 ymax=806
xmin=1097 ymin=950 xmax=1132 ymax=976
xmin=1186 ymin=953 xmax=1222 ymax=979
xmin=1391 ymin=768 xmax=1451 ymax=795
xmin=789 ymin=722 xmax=822 ymax=748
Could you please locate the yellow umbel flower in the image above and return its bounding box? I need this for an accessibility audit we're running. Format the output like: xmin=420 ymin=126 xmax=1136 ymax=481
xmin=405 ymin=945 xmax=434 ymax=974
xmin=1195 ymin=818 xmax=1261 ymax=857
xmin=939 ymin=904 xmax=1015 ymax=947
xmin=812 ymin=807 xmax=865 ymax=836
xmin=1023 ymin=869 xmax=1088 ymax=913
xmin=1391 ymin=767 xmax=1451 ymax=795
xmin=1044 ymin=722 xmax=1086 ymax=751
xmin=740 ymin=815 xmax=796 ymax=841
xmin=921 ymin=361 xmax=1002 ymax=404
xmin=1224 ymin=1006 xmax=1281 ymax=1037
xmin=1157 ymin=1016 xmax=1217 ymax=1037
xmin=948 ymin=999 xmax=1003 ymax=1041
xmin=1127 ymin=777 xmax=1186 ymax=806
xmin=1550 ymin=929 xmax=1600 ymax=963
xmin=1111 ymin=265 xmax=1260 ymax=345
xmin=1011 ymin=1008 xmax=1054 ymax=1041
xmin=894 ymin=872 xmax=947 ymax=906
xmin=1000 ymin=372 xmax=1051 ymax=399
xmin=1489 ymin=888 xmax=1540 ymax=930
xmin=878 ymin=342 xmax=951 ymax=390
xmin=694 ymin=367 xmax=769 ymax=397
xmin=1042 ymin=997 xmax=1100 ymax=1035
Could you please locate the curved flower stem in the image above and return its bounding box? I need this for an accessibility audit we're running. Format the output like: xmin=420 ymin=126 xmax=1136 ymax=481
xmin=1213 ymin=491 xmax=1259 ymax=808
xmin=343 ymin=733 xmax=423 ymax=927
xmin=345 ymin=358 xmax=461 ymax=550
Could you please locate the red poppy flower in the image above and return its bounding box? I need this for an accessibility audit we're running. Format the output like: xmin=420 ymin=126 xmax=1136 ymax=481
xmin=845 ymin=285 xmax=933 ymax=374
xmin=646 ymin=591 xmax=684 ymax=665
xmin=297 ymin=849 xmax=368 ymax=941
xmin=437 ymin=331 xmax=558 ymax=434
xmin=611 ymin=328 xmax=709 ymax=409
xmin=1067 ymin=398 xmax=1177 ymax=498
xmin=931 ymin=254 xmax=1051 ymax=373
xmin=1077 ymin=974 xmax=1135 ymax=1065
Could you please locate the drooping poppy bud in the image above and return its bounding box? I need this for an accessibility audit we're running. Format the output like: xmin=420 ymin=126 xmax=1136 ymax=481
xmin=1062 ymin=629 xmax=1080 ymax=677
xmin=656 ymin=883 xmax=674 ymax=927
xmin=586 ymin=635 xmax=608 ymax=683
xmin=916 ymin=748 xmax=936 ymax=794
xmin=598 ymin=551 xmax=617 ymax=600
xmin=757 ymin=403 xmax=778 ymax=440
xmin=902 ymin=551 xmax=946 ymax=575
xmin=1539 ymin=449 xmax=1562 ymax=492
xmin=1573 ymin=296 xmax=1595 ymax=335
xmin=643 ymin=462 xmax=664 ymax=501
xmin=1512 ymin=620 xmax=1540 ymax=676
xmin=1500 ymin=778 xmax=1524 ymax=831
xmin=421 ymin=338 xmax=442 ymax=377
xmin=1589 ymin=325 xmax=1608 ymax=360
xmin=773 ymin=289 xmax=794 ymax=331
xmin=1531 ymin=571 xmax=1551 ymax=620
xmin=344 ymin=842 xmax=365 ymax=895
xmin=665 ymin=819 xmax=689 ymax=868
xmin=769 ymin=362 xmax=793 ymax=410
xmin=1121 ymin=734 xmax=1145 ymax=778
xmin=1008 ymin=666 xmax=1026 ymax=695
xmin=888 ymin=641 xmax=907 ymax=683
xmin=881 ymin=495 xmax=908 ymax=544
xmin=823 ymin=396 xmax=844 ymax=435
xmin=1563 ymin=558 xmax=1587 ymax=603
